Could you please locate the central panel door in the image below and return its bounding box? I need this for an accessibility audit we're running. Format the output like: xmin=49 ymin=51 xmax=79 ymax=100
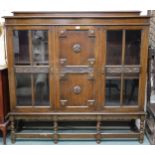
xmin=57 ymin=26 xmax=98 ymax=111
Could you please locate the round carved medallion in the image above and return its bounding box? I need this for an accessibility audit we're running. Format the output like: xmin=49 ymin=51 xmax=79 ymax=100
xmin=72 ymin=43 xmax=81 ymax=53
xmin=73 ymin=85 xmax=81 ymax=94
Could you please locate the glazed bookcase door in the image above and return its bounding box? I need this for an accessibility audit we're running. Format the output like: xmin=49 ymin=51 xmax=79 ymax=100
xmin=103 ymin=27 xmax=146 ymax=111
xmin=11 ymin=28 xmax=53 ymax=111
xmin=56 ymin=26 xmax=99 ymax=111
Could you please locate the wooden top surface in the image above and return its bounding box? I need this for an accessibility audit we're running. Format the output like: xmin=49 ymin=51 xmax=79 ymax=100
xmin=4 ymin=11 xmax=150 ymax=26
xmin=11 ymin=11 xmax=141 ymax=16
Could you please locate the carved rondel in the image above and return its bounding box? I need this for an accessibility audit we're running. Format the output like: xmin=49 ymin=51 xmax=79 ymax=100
xmin=72 ymin=43 xmax=81 ymax=53
xmin=73 ymin=85 xmax=81 ymax=94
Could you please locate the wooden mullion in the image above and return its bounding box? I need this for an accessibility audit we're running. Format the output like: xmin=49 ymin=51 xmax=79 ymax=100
xmin=28 ymin=30 xmax=33 ymax=65
xmin=122 ymin=30 xmax=126 ymax=65
xmin=100 ymin=28 xmax=106 ymax=108
xmin=49 ymin=26 xmax=60 ymax=110
xmin=94 ymin=27 xmax=101 ymax=110
xmin=48 ymin=27 xmax=54 ymax=109
xmin=31 ymin=74 xmax=35 ymax=106
xmin=54 ymin=26 xmax=60 ymax=110
xmin=120 ymin=30 xmax=126 ymax=106
xmin=28 ymin=30 xmax=34 ymax=106
xmin=120 ymin=76 xmax=124 ymax=106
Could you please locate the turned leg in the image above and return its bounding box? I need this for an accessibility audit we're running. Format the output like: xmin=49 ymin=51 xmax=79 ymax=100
xmin=0 ymin=125 xmax=7 ymax=145
xmin=10 ymin=117 xmax=15 ymax=144
xmin=139 ymin=116 xmax=145 ymax=144
xmin=1 ymin=126 xmax=7 ymax=145
xmin=53 ymin=120 xmax=58 ymax=144
xmin=96 ymin=120 xmax=101 ymax=144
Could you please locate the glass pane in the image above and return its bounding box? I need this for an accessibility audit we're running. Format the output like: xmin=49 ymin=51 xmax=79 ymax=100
xmin=123 ymin=79 xmax=139 ymax=105
xmin=106 ymin=30 xmax=122 ymax=65
xmin=32 ymin=30 xmax=48 ymax=64
xmin=125 ymin=30 xmax=141 ymax=65
xmin=105 ymin=80 xmax=121 ymax=106
xmin=16 ymin=74 xmax=32 ymax=106
xmin=34 ymin=74 xmax=49 ymax=106
xmin=13 ymin=30 xmax=30 ymax=65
